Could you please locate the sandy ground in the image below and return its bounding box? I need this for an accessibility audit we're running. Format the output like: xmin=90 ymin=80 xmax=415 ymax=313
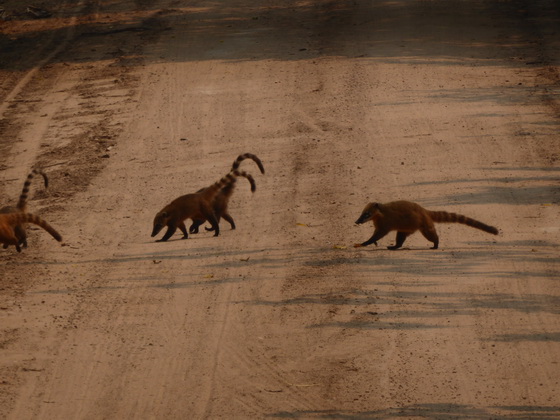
xmin=1 ymin=0 xmax=559 ymax=418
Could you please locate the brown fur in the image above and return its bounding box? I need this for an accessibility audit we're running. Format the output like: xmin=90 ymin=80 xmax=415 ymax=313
xmin=152 ymin=170 xmax=255 ymax=242
xmin=189 ymin=153 xmax=264 ymax=234
xmin=0 ymin=212 xmax=62 ymax=253
xmin=0 ymin=169 xmax=48 ymax=249
xmin=354 ymin=200 xmax=499 ymax=250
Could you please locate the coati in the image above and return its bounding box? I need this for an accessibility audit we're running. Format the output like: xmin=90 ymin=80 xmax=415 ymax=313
xmin=0 ymin=169 xmax=49 ymax=249
xmin=354 ymin=200 xmax=499 ymax=250
xmin=0 ymin=213 xmax=62 ymax=253
xmin=151 ymin=169 xmax=256 ymax=242
xmin=189 ymin=153 xmax=265 ymax=234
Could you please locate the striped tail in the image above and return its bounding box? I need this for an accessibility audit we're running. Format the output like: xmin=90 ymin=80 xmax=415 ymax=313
xmin=235 ymin=170 xmax=256 ymax=192
xmin=429 ymin=211 xmax=498 ymax=235
xmin=231 ymin=153 xmax=265 ymax=174
xmin=16 ymin=169 xmax=49 ymax=211
xmin=201 ymin=170 xmax=256 ymax=200
xmin=12 ymin=213 xmax=62 ymax=242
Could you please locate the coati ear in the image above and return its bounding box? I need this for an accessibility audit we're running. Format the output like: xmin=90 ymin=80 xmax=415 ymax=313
xmin=161 ymin=211 xmax=168 ymax=218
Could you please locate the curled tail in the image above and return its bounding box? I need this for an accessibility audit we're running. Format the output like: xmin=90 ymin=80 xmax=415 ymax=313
xmin=202 ymin=170 xmax=256 ymax=200
xmin=196 ymin=172 xmax=256 ymax=195
xmin=9 ymin=213 xmax=62 ymax=242
xmin=429 ymin=211 xmax=498 ymax=235
xmin=17 ymin=169 xmax=48 ymax=211
xmin=235 ymin=170 xmax=256 ymax=192
xmin=231 ymin=153 xmax=265 ymax=174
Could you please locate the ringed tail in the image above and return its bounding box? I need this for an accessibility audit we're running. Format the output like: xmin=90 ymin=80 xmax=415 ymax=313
xmin=235 ymin=170 xmax=256 ymax=192
xmin=231 ymin=153 xmax=265 ymax=174
xmin=17 ymin=169 xmax=49 ymax=210
xmin=202 ymin=170 xmax=256 ymax=199
xmin=428 ymin=211 xmax=498 ymax=235
xmin=10 ymin=213 xmax=62 ymax=242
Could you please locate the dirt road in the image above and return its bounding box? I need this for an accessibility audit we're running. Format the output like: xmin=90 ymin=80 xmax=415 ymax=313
xmin=1 ymin=0 xmax=559 ymax=418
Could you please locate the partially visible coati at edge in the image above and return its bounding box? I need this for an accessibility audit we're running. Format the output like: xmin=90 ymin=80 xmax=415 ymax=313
xmin=354 ymin=200 xmax=499 ymax=250
xmin=0 ymin=169 xmax=49 ymax=249
xmin=189 ymin=153 xmax=265 ymax=234
xmin=152 ymin=169 xmax=256 ymax=242
xmin=0 ymin=213 xmax=62 ymax=253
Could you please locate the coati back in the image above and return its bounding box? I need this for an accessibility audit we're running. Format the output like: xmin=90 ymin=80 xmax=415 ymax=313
xmin=0 ymin=212 xmax=62 ymax=253
xmin=354 ymin=200 xmax=498 ymax=250
xmin=0 ymin=169 xmax=49 ymax=248
xmin=152 ymin=170 xmax=254 ymax=242
xmin=189 ymin=153 xmax=265 ymax=234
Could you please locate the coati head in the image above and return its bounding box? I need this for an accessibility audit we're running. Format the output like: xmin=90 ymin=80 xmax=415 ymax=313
xmin=355 ymin=202 xmax=382 ymax=225
xmin=151 ymin=212 xmax=170 ymax=237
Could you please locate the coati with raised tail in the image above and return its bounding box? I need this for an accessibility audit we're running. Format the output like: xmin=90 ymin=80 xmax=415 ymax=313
xmin=0 ymin=213 xmax=62 ymax=253
xmin=189 ymin=153 xmax=265 ymax=234
xmin=0 ymin=169 xmax=49 ymax=249
xmin=152 ymin=170 xmax=255 ymax=242
xmin=354 ymin=200 xmax=499 ymax=250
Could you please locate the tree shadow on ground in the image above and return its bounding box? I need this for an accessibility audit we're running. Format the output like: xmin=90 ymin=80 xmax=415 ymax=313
xmin=1 ymin=0 xmax=558 ymax=70
xmin=268 ymin=403 xmax=560 ymax=419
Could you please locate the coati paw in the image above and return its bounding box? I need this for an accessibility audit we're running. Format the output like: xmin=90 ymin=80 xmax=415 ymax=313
xmin=353 ymin=243 xmax=363 ymax=248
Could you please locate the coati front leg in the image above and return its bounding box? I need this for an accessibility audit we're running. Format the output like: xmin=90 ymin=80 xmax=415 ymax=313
xmin=387 ymin=231 xmax=409 ymax=250
xmin=354 ymin=228 xmax=389 ymax=248
xmin=157 ymin=222 xmax=178 ymax=242
xmin=178 ymin=221 xmax=189 ymax=239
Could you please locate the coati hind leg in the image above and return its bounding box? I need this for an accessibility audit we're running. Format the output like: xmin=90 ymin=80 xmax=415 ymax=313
xmin=206 ymin=212 xmax=234 ymax=231
xmin=190 ymin=212 xmax=225 ymax=234
xmin=222 ymin=213 xmax=235 ymax=230
xmin=189 ymin=220 xmax=203 ymax=234
xmin=201 ymin=205 xmax=220 ymax=237
xmin=14 ymin=225 xmax=27 ymax=248
xmin=387 ymin=231 xmax=409 ymax=250
xmin=420 ymin=226 xmax=439 ymax=249
xmin=2 ymin=229 xmax=25 ymax=249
